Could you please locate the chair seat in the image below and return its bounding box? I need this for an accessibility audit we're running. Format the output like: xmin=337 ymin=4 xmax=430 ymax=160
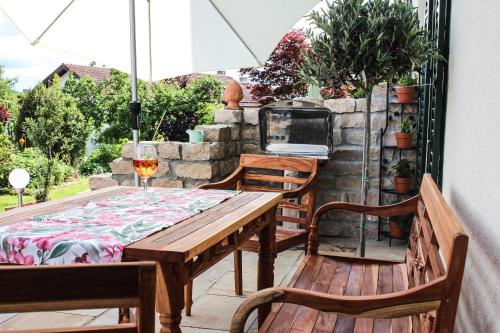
xmin=239 ymin=227 xmax=306 ymax=253
xmin=260 ymin=254 xmax=411 ymax=333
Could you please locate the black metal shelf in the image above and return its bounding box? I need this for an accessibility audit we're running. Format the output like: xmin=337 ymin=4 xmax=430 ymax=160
xmin=380 ymin=188 xmax=418 ymax=195
xmin=377 ymin=83 xmax=420 ymax=243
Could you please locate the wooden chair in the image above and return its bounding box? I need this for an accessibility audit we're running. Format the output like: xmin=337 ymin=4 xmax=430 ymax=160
xmin=0 ymin=261 xmax=156 ymax=333
xmin=230 ymin=174 xmax=469 ymax=333
xmin=184 ymin=154 xmax=318 ymax=316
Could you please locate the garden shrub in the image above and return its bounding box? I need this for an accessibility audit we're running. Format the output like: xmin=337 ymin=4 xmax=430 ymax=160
xmin=0 ymin=133 xmax=14 ymax=189
xmin=79 ymin=142 xmax=123 ymax=176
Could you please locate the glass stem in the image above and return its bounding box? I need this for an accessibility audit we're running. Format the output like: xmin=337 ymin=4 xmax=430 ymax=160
xmin=142 ymin=177 xmax=148 ymax=192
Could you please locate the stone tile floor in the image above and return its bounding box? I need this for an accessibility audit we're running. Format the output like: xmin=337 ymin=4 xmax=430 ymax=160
xmin=0 ymin=238 xmax=406 ymax=332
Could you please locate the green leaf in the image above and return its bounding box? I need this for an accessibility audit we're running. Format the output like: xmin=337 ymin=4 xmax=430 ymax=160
xmin=48 ymin=241 xmax=73 ymax=260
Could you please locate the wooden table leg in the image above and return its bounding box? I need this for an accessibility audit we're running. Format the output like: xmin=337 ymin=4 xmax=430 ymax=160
xmin=156 ymin=261 xmax=185 ymax=333
xmin=257 ymin=206 xmax=277 ymax=327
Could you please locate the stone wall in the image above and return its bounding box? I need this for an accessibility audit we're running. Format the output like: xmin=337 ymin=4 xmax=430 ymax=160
xmin=90 ymin=124 xmax=240 ymax=190
xmin=94 ymin=82 xmax=417 ymax=240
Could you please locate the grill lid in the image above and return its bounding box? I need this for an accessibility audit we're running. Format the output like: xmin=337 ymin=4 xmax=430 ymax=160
xmin=258 ymin=106 xmax=333 ymax=159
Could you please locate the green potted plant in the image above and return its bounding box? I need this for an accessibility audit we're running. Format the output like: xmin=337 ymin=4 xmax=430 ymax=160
xmin=299 ymin=0 xmax=441 ymax=256
xmin=395 ymin=119 xmax=414 ymax=149
xmin=395 ymin=74 xmax=417 ymax=103
xmin=392 ymin=159 xmax=415 ymax=193
xmin=389 ymin=214 xmax=413 ymax=238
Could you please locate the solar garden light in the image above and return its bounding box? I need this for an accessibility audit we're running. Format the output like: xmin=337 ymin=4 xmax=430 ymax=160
xmin=9 ymin=168 xmax=30 ymax=207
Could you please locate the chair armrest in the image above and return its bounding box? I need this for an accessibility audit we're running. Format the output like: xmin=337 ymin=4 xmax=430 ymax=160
xmin=306 ymin=196 xmax=419 ymax=254
xmin=197 ymin=167 xmax=244 ymax=190
xmin=281 ymin=176 xmax=317 ymax=199
xmin=230 ymin=276 xmax=445 ymax=333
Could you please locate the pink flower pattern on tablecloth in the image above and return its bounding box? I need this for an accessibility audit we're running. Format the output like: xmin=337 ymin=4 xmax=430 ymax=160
xmin=0 ymin=188 xmax=237 ymax=265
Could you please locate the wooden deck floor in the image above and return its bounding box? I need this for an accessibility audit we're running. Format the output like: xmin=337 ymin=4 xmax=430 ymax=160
xmin=0 ymin=239 xmax=406 ymax=332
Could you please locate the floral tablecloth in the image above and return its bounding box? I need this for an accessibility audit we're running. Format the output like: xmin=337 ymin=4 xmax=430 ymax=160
xmin=0 ymin=188 xmax=238 ymax=265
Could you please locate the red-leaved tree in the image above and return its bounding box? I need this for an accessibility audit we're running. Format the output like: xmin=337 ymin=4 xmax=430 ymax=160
xmin=240 ymin=30 xmax=308 ymax=104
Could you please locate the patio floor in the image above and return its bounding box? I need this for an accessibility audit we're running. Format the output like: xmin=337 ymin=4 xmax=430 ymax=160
xmin=0 ymin=238 xmax=406 ymax=332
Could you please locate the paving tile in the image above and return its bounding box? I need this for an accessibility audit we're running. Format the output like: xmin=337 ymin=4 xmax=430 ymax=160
xmin=85 ymin=309 xmax=119 ymax=326
xmin=181 ymin=294 xmax=255 ymax=332
xmin=57 ymin=308 xmax=108 ymax=317
xmin=0 ymin=312 xmax=92 ymax=330
xmin=0 ymin=313 xmax=18 ymax=324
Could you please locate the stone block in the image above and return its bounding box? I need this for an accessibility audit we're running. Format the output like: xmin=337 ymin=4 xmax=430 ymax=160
xmin=334 ymin=113 xmax=364 ymax=128
xmin=242 ymin=126 xmax=260 ymax=140
xmin=173 ymin=162 xmax=218 ymax=179
xmin=324 ymin=98 xmax=355 ymax=113
xmin=182 ymin=142 xmax=210 ymax=161
xmin=341 ymin=129 xmax=364 ymax=145
xmin=371 ymin=111 xmax=387 ymax=130
xmin=403 ymin=104 xmax=418 ymax=114
xmin=218 ymin=157 xmax=240 ymax=176
xmin=355 ymin=98 xmax=367 ymax=112
xmin=230 ymin=124 xmax=240 ymax=141
xmin=151 ymin=178 xmax=183 ymax=188
xmin=389 ymin=103 xmax=402 ymax=114
xmin=372 ymin=82 xmax=387 ymax=97
xmin=214 ymin=109 xmax=242 ymax=123
xmin=154 ymin=160 xmax=170 ymax=177
xmin=292 ymin=97 xmax=324 ymax=107
xmin=242 ymin=143 xmax=260 ymax=154
xmin=195 ymin=124 xmax=232 ymax=142
xmin=209 ymin=142 xmax=225 ymax=160
xmin=89 ymin=174 xmax=119 ymax=190
xmin=332 ymin=129 xmax=342 ymax=145
xmin=158 ymin=141 xmax=181 ymax=159
xmin=120 ymin=177 xmax=136 ymax=186
xmin=371 ymin=97 xmax=387 ymax=112
xmin=121 ymin=142 xmax=134 ymax=158
xmin=110 ymin=158 xmax=134 ymax=175
xmin=243 ymin=108 xmax=260 ymax=125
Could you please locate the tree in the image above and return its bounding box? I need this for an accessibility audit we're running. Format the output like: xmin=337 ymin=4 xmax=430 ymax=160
xmin=20 ymin=78 xmax=91 ymax=201
xmin=300 ymin=0 xmax=440 ymax=255
xmin=62 ymin=74 xmax=103 ymax=128
xmin=241 ymin=30 xmax=308 ymax=103
xmin=96 ymin=71 xmax=222 ymax=143
xmin=0 ymin=65 xmax=19 ymax=118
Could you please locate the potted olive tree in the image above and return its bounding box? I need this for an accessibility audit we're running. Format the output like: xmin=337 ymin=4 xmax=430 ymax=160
xmin=392 ymin=159 xmax=415 ymax=194
xmin=395 ymin=119 xmax=414 ymax=148
xmin=300 ymin=0 xmax=441 ymax=256
xmin=395 ymin=74 xmax=418 ymax=103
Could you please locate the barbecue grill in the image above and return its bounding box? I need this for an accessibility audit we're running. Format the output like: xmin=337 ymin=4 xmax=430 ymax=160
xmin=258 ymin=105 xmax=333 ymax=159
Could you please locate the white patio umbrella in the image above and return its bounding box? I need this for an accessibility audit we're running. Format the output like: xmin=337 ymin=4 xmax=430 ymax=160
xmin=0 ymin=0 xmax=320 ymax=185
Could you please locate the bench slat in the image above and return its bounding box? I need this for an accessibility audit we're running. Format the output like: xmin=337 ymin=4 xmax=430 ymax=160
xmin=333 ymin=264 xmax=364 ymax=332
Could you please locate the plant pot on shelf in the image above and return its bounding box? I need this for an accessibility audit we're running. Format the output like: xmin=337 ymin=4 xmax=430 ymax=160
xmin=395 ymin=86 xmax=416 ymax=103
xmin=395 ymin=132 xmax=412 ymax=149
xmin=394 ymin=176 xmax=412 ymax=194
xmin=389 ymin=220 xmax=405 ymax=238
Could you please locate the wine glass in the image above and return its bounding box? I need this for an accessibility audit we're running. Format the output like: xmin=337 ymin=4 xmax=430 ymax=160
xmin=133 ymin=143 xmax=158 ymax=192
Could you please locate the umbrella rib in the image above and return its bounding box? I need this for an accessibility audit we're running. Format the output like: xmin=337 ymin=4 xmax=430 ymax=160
xmin=207 ymin=0 xmax=263 ymax=66
xmin=32 ymin=0 xmax=77 ymax=45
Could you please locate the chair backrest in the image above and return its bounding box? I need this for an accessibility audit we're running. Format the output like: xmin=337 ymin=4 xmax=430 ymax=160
xmin=0 ymin=261 xmax=156 ymax=333
xmin=237 ymin=154 xmax=318 ymax=227
xmin=406 ymin=174 xmax=468 ymax=332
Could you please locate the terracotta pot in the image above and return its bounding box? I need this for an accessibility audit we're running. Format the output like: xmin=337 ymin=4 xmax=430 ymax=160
xmin=394 ymin=176 xmax=412 ymax=194
xmin=223 ymin=79 xmax=244 ymax=110
xmin=395 ymin=86 xmax=416 ymax=103
xmin=395 ymin=132 xmax=412 ymax=149
xmin=389 ymin=220 xmax=405 ymax=238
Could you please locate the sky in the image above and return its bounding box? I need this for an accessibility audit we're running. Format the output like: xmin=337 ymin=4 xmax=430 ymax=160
xmin=0 ymin=2 xmax=324 ymax=91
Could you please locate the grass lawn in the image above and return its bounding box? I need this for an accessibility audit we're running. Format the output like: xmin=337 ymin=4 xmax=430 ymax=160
xmin=0 ymin=177 xmax=89 ymax=212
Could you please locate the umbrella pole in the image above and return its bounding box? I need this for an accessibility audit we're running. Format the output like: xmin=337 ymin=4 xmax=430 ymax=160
xmin=129 ymin=0 xmax=140 ymax=187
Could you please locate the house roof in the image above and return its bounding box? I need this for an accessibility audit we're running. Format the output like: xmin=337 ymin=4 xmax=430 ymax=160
xmin=43 ymin=63 xmax=111 ymax=85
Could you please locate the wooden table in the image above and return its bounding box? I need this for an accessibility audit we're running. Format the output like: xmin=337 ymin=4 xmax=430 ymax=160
xmin=0 ymin=186 xmax=282 ymax=333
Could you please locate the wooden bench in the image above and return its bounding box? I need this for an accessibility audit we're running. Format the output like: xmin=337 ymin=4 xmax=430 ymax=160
xmin=0 ymin=262 xmax=156 ymax=333
xmin=230 ymin=174 xmax=469 ymax=333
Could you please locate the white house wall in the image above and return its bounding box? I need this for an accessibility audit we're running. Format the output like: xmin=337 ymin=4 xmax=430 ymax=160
xmin=442 ymin=0 xmax=500 ymax=331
